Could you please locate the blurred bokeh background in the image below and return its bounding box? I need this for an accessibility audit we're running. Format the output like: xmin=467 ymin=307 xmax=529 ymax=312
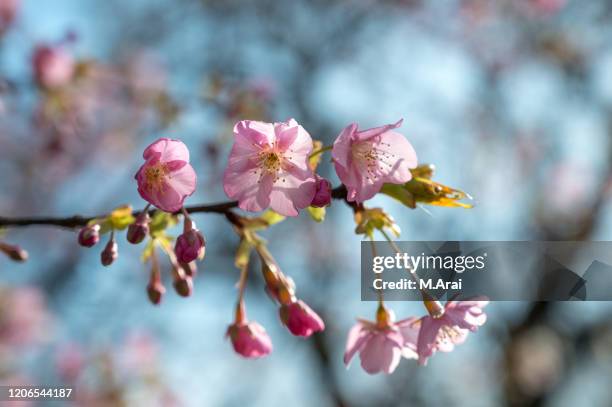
xmin=2 ymin=0 xmax=612 ymax=405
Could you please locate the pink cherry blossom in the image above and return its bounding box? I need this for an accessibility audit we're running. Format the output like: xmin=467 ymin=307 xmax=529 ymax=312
xmin=279 ymin=300 xmax=325 ymax=337
xmin=409 ymin=298 xmax=488 ymax=366
xmin=227 ymin=321 xmax=273 ymax=358
xmin=310 ymin=175 xmax=332 ymax=207
xmin=223 ymin=119 xmax=316 ymax=216
xmin=32 ymin=45 xmax=75 ymax=89
xmin=332 ymin=119 xmax=417 ymax=203
xmin=135 ymin=138 xmax=197 ymax=213
xmin=344 ymin=316 xmax=418 ymax=375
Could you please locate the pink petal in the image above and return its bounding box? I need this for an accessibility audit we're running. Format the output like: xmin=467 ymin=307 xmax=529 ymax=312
xmin=234 ymin=120 xmax=275 ymax=147
xmin=143 ymin=138 xmax=190 ymax=163
xmin=416 ymin=317 xmax=441 ymax=365
xmin=359 ymin=333 xmax=402 ymax=374
xmin=276 ymin=120 xmax=314 ymax=171
xmin=354 ymin=119 xmax=403 ymax=141
xmin=374 ymin=130 xmax=418 ymax=184
xmin=268 ymin=167 xmax=316 ymax=216
xmin=153 ymin=183 xmax=183 ymax=213
xmin=225 ymin=171 xmax=274 ymax=213
xmin=331 ymin=123 xmax=358 ymax=168
xmin=397 ymin=317 xmax=420 ymax=357
xmin=168 ymin=163 xmax=197 ymax=198
xmin=344 ymin=323 xmax=371 ymax=366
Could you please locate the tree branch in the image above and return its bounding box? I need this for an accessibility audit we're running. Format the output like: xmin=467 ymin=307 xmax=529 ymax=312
xmin=0 ymin=186 xmax=349 ymax=230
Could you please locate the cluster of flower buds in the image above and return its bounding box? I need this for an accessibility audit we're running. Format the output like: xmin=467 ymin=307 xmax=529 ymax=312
xmin=257 ymin=247 xmax=325 ymax=338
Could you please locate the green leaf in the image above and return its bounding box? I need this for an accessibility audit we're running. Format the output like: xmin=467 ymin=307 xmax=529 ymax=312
xmin=241 ymin=210 xmax=286 ymax=231
xmin=141 ymin=239 xmax=156 ymax=262
xmin=380 ymin=183 xmax=416 ymax=209
xmin=306 ymin=206 xmax=326 ymax=223
xmin=149 ymin=211 xmax=178 ymax=238
xmin=108 ymin=205 xmax=136 ymax=230
xmin=309 ymin=140 xmax=324 ymax=171
xmin=234 ymin=238 xmax=252 ymax=269
xmin=260 ymin=210 xmax=285 ymax=226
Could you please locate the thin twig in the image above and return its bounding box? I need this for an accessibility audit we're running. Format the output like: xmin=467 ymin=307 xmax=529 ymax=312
xmin=0 ymin=186 xmax=349 ymax=229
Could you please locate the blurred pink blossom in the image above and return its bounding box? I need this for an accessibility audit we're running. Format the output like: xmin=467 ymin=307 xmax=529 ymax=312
xmin=120 ymin=331 xmax=159 ymax=372
xmin=32 ymin=45 xmax=75 ymax=89
xmin=135 ymin=138 xmax=197 ymax=212
xmin=0 ymin=0 xmax=18 ymax=33
xmin=528 ymin=0 xmax=566 ymax=16
xmin=332 ymin=119 xmax=417 ymax=203
xmin=56 ymin=344 xmax=85 ymax=382
xmin=0 ymin=286 xmax=51 ymax=348
xmin=223 ymin=119 xmax=316 ymax=216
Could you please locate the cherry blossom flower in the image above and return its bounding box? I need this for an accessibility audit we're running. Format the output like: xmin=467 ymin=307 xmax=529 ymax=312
xmin=135 ymin=138 xmax=197 ymax=213
xmin=227 ymin=321 xmax=273 ymax=359
xmin=223 ymin=119 xmax=316 ymax=216
xmin=344 ymin=308 xmax=418 ymax=375
xmin=409 ymin=298 xmax=488 ymax=365
xmin=32 ymin=45 xmax=75 ymax=89
xmin=279 ymin=299 xmax=325 ymax=337
xmin=332 ymin=119 xmax=417 ymax=203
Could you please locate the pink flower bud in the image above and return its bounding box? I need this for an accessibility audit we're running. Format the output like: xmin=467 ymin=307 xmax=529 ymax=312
xmin=0 ymin=241 xmax=28 ymax=262
xmin=32 ymin=45 xmax=75 ymax=89
xmin=279 ymin=299 xmax=325 ymax=337
xmin=146 ymin=281 xmax=165 ymax=305
xmin=127 ymin=213 xmax=149 ymax=244
xmin=78 ymin=224 xmax=100 ymax=247
xmin=172 ymin=275 xmax=193 ymax=297
xmin=147 ymin=260 xmax=165 ymax=305
xmin=226 ymin=321 xmax=273 ymax=359
xmin=100 ymin=237 xmax=118 ymax=267
xmin=174 ymin=229 xmax=205 ymax=264
xmin=310 ymin=175 xmax=332 ymax=207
